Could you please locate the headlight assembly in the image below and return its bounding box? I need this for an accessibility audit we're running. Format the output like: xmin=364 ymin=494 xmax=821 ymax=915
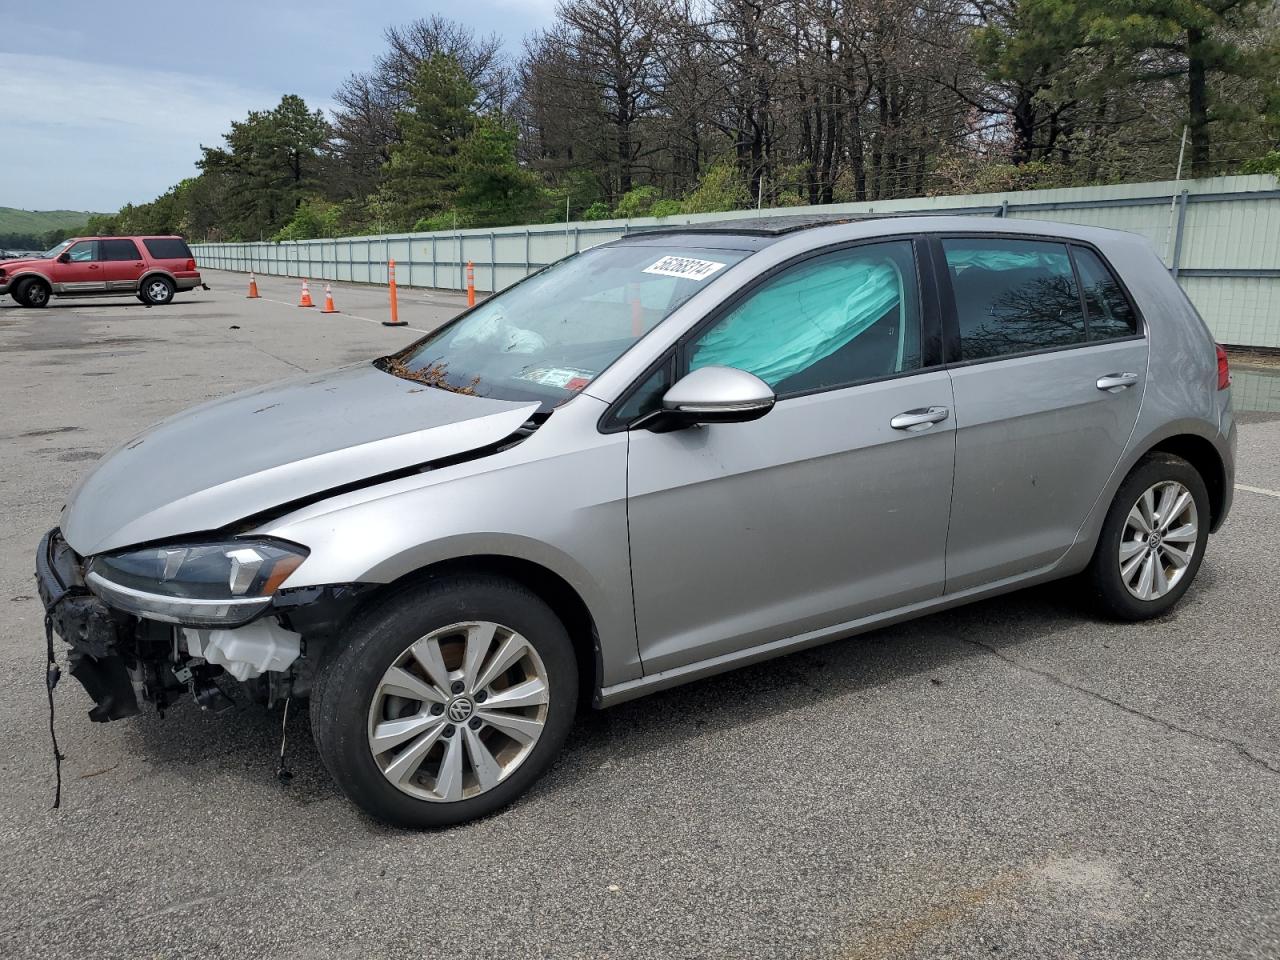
xmin=85 ymin=539 xmax=308 ymax=627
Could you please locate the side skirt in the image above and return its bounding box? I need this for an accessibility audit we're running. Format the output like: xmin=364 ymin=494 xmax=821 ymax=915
xmin=596 ymin=559 xmax=1083 ymax=708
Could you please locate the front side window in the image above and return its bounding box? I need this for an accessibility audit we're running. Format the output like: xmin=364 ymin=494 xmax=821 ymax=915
xmin=101 ymin=238 xmax=141 ymax=261
xmin=687 ymin=240 xmax=921 ymax=394
xmin=384 ymin=244 xmax=748 ymax=408
xmin=1074 ymin=247 xmax=1138 ymax=340
xmin=943 ymin=237 xmax=1085 ymax=361
xmin=64 ymin=241 xmax=98 ymax=263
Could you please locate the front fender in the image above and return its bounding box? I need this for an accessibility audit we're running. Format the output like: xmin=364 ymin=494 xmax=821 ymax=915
xmin=252 ymin=405 xmax=640 ymax=686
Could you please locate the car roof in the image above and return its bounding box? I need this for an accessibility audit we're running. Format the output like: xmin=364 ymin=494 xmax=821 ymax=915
xmin=612 ymin=213 xmax=1145 ymax=253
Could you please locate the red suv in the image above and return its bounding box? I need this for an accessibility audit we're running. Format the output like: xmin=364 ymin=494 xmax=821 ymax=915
xmin=0 ymin=236 xmax=204 ymax=308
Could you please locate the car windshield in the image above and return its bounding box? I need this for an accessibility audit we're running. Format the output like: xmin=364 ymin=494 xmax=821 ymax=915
xmin=41 ymin=240 xmax=74 ymax=258
xmin=380 ymin=243 xmax=749 ymax=408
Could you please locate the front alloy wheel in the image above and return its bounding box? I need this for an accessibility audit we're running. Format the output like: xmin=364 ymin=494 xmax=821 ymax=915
xmin=368 ymin=620 xmax=550 ymax=802
xmin=312 ymin=575 xmax=577 ymax=827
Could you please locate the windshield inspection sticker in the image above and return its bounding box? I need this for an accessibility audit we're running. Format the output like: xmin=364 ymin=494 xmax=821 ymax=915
xmin=518 ymin=367 xmax=596 ymax=390
xmin=642 ymin=255 xmax=728 ymax=281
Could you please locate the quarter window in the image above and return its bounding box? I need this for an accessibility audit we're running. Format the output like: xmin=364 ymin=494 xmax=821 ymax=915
xmin=942 ymin=238 xmax=1085 ymax=361
xmin=687 ymin=240 xmax=921 ymax=395
xmin=64 ymin=241 xmax=98 ymax=263
xmin=1074 ymin=247 xmax=1138 ymax=340
xmin=101 ymin=238 xmax=141 ymax=261
xmin=142 ymin=238 xmax=193 ymax=259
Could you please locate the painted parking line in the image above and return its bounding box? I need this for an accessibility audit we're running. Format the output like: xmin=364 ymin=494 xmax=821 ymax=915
xmin=256 ymin=296 xmax=428 ymax=333
xmin=1236 ymin=483 xmax=1280 ymax=499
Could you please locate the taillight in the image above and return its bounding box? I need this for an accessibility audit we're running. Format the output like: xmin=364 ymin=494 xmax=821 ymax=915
xmin=1216 ymin=343 xmax=1231 ymax=390
xmin=185 ymin=258 xmax=196 ymax=271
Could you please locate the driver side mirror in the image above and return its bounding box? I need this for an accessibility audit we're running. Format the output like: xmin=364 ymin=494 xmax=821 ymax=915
xmin=56 ymin=253 xmax=70 ymax=263
xmin=644 ymin=365 xmax=775 ymax=431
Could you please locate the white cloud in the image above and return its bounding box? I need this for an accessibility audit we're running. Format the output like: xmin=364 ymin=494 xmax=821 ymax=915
xmin=0 ymin=54 xmax=281 ymax=211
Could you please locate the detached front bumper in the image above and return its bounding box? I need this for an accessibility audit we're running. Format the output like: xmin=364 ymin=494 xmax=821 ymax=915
xmin=36 ymin=528 xmax=140 ymax=721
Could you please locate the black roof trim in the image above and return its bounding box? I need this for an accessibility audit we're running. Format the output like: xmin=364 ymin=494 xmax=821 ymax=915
xmin=616 ymin=213 xmax=885 ymax=240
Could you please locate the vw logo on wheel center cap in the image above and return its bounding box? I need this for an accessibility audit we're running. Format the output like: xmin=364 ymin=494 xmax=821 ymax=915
xmin=447 ymin=696 xmax=475 ymax=723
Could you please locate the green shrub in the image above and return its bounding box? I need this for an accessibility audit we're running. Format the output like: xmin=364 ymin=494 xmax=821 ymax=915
xmin=613 ymin=186 xmax=661 ymax=218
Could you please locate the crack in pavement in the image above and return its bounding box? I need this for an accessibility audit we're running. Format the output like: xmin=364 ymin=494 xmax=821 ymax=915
xmin=959 ymin=636 xmax=1280 ymax=778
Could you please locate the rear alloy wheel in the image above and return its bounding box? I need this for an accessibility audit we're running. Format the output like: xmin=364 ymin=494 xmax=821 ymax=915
xmin=1087 ymin=453 xmax=1210 ymax=620
xmin=140 ymin=276 xmax=175 ymax=306
xmin=312 ymin=575 xmax=577 ymax=827
xmin=15 ymin=278 xmax=50 ymax=308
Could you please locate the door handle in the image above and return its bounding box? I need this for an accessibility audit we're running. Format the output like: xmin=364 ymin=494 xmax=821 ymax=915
xmin=890 ymin=406 xmax=950 ymax=431
xmin=88 ymin=264 xmax=100 ymax=270
xmin=1096 ymin=372 xmax=1139 ymax=392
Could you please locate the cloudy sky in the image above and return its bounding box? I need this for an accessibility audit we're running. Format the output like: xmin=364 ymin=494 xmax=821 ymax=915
xmin=0 ymin=0 xmax=556 ymax=212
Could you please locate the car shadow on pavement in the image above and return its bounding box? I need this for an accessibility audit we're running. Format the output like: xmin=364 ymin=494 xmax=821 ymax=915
xmin=118 ymin=579 xmax=1090 ymax=820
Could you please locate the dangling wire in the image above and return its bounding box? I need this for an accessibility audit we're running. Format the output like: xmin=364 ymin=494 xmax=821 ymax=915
xmin=44 ymin=612 xmax=65 ymax=809
xmin=276 ymin=696 xmax=293 ymax=784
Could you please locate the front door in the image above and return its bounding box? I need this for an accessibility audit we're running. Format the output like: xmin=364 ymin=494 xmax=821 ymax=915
xmin=625 ymin=239 xmax=956 ymax=674
xmin=52 ymin=239 xmax=105 ymax=292
xmin=937 ymin=235 xmax=1149 ymax=591
xmin=99 ymin=238 xmax=146 ymax=290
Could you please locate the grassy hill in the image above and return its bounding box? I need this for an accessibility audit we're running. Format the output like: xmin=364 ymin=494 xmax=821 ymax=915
xmin=0 ymin=207 xmax=98 ymax=235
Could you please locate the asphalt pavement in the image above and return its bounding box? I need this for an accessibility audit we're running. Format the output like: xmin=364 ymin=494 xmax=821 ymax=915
xmin=1 ymin=270 xmax=1278 ymax=959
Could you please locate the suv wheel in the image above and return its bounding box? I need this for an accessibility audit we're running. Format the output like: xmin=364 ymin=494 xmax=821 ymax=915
xmin=311 ymin=575 xmax=578 ymax=827
xmin=1087 ymin=453 xmax=1210 ymax=620
xmin=15 ymin=278 xmax=51 ymax=308
xmin=140 ymin=276 xmax=175 ymax=306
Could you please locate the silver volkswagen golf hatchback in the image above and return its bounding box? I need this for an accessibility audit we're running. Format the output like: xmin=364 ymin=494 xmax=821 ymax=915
xmin=38 ymin=216 xmax=1236 ymax=826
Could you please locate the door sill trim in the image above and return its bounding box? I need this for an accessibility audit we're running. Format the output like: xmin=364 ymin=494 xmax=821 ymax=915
xmin=597 ymin=559 xmax=1070 ymax=708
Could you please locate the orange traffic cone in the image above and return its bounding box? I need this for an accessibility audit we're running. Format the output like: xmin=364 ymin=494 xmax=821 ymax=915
xmin=298 ymin=279 xmax=314 ymax=308
xmin=321 ymin=283 xmax=338 ymax=313
xmin=246 ymin=273 xmax=260 ymax=299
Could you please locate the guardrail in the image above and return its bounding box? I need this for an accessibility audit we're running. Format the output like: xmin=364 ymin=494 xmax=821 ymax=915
xmin=194 ymin=174 xmax=1280 ymax=348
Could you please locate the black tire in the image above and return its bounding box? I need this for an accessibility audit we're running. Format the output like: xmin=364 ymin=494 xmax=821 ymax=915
xmin=312 ymin=575 xmax=578 ymax=827
xmin=1087 ymin=452 xmax=1210 ymax=620
xmin=140 ymin=275 xmax=175 ymax=305
xmin=14 ymin=277 xmax=50 ymax=308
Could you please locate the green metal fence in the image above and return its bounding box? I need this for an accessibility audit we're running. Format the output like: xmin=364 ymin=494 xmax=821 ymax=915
xmin=193 ymin=174 xmax=1280 ymax=348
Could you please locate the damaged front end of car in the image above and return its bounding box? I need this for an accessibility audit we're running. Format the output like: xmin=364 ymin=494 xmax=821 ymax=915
xmin=37 ymin=527 xmax=373 ymax=721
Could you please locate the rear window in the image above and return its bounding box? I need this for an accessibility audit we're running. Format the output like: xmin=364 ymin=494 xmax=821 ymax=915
xmin=142 ymin=238 xmax=192 ymax=259
xmin=101 ymin=238 xmax=141 ymax=261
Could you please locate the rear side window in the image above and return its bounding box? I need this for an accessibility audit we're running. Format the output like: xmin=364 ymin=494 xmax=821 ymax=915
xmin=942 ymin=237 xmax=1085 ymax=361
xmin=1073 ymin=247 xmax=1138 ymax=340
xmin=101 ymin=238 xmax=141 ymax=261
xmin=143 ymin=238 xmax=192 ymax=259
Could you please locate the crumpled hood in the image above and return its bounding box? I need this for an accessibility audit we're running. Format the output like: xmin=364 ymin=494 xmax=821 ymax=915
xmin=61 ymin=362 xmax=539 ymax=556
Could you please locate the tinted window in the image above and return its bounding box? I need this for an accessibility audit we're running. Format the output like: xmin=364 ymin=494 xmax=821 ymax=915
xmin=614 ymin=361 xmax=673 ymax=424
xmin=1074 ymin=247 xmax=1138 ymax=340
xmin=143 ymin=238 xmax=192 ymax=259
xmin=65 ymin=241 xmax=98 ymax=263
xmin=943 ymin=238 xmax=1085 ymax=361
xmin=687 ymin=240 xmax=921 ymax=395
xmin=101 ymin=238 xmax=141 ymax=261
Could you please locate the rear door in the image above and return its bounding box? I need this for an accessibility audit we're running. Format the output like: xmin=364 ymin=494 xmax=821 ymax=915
xmin=53 ymin=240 xmax=105 ymax=292
xmin=99 ymin=238 xmax=146 ymax=290
xmin=624 ymin=238 xmax=956 ymax=673
xmin=936 ymin=235 xmax=1148 ymax=591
